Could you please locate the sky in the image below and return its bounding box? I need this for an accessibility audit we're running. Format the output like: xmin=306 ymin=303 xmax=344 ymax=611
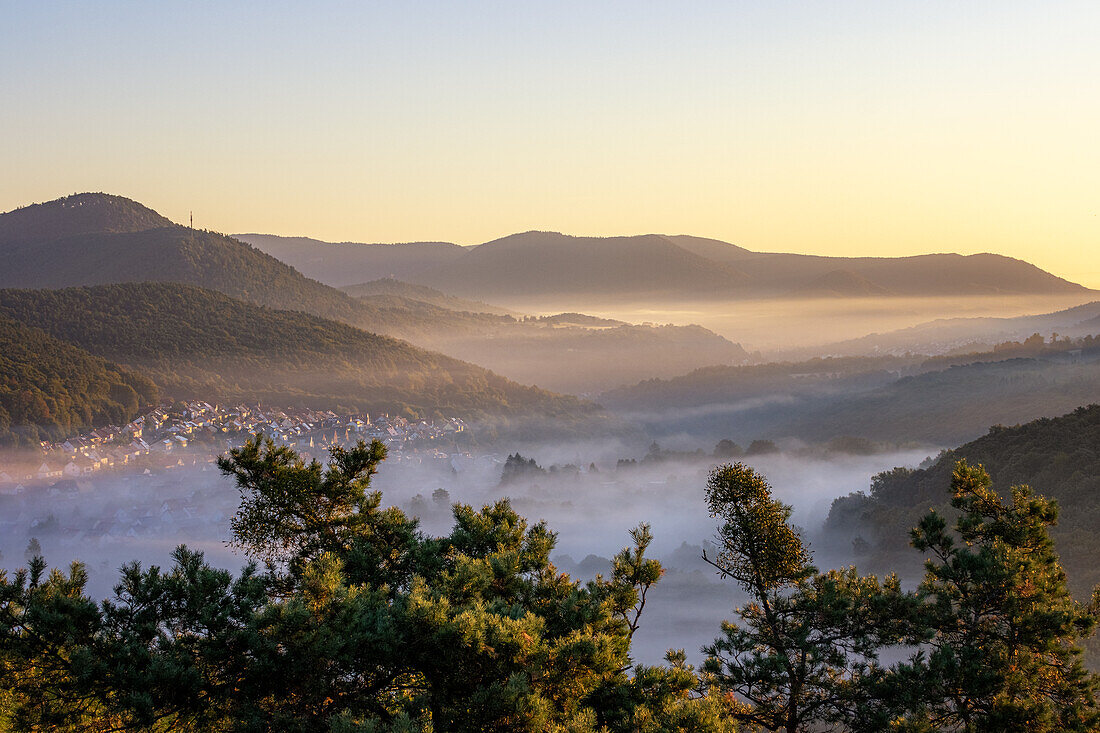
xmin=3 ymin=1 xmax=1100 ymax=286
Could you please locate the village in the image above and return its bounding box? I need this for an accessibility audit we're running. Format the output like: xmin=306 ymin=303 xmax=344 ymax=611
xmin=0 ymin=401 xmax=486 ymax=577
xmin=0 ymin=400 xmax=471 ymax=490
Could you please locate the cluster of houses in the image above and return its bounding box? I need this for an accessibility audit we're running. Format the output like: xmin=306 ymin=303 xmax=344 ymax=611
xmin=0 ymin=404 xmax=481 ymax=561
xmin=0 ymin=401 xmax=470 ymax=492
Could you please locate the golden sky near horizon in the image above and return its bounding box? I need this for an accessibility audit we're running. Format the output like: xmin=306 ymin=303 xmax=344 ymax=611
xmin=3 ymin=2 xmax=1099 ymax=286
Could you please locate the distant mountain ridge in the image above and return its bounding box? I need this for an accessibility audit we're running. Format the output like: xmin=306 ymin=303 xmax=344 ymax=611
xmin=340 ymin=278 xmax=516 ymax=316
xmin=803 ymin=300 xmax=1100 ymax=358
xmin=0 ymin=195 xmax=752 ymax=394
xmin=6 ymin=195 xmax=1073 ymax=303
xmin=436 ymin=231 xmax=751 ymax=297
xmin=236 ymin=229 xmax=1089 ymax=301
xmin=236 ymin=234 xmax=467 ymax=287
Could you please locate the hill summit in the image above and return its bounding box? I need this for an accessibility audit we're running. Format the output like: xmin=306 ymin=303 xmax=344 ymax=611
xmin=0 ymin=193 xmax=382 ymax=328
xmin=0 ymin=193 xmax=172 ymax=244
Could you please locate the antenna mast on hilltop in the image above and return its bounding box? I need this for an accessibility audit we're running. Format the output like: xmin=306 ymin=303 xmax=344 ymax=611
xmin=190 ymin=211 xmax=193 ymax=229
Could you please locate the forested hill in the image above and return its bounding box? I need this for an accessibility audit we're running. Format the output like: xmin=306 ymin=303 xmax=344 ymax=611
xmin=0 ymin=284 xmax=590 ymax=421
xmin=0 ymin=193 xmax=433 ymax=338
xmin=601 ymin=345 xmax=1100 ymax=446
xmin=779 ymin=353 xmax=1100 ymax=444
xmin=0 ymin=221 xmax=375 ymax=329
xmin=0 ymin=314 xmax=158 ymax=447
xmin=824 ymin=404 xmax=1100 ymax=596
xmin=0 ymin=195 xmax=750 ymax=395
xmin=0 ymin=193 xmax=172 ymax=243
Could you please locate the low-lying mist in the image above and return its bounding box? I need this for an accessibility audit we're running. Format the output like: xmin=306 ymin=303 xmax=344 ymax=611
xmin=0 ymin=442 xmax=935 ymax=665
xmin=484 ymin=294 xmax=1096 ymax=355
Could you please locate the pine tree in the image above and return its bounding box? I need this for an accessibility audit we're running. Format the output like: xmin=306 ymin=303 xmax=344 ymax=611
xmin=23 ymin=537 xmax=41 ymax=564
xmin=896 ymin=460 xmax=1100 ymax=731
xmin=2 ymin=436 xmax=737 ymax=731
xmin=701 ymin=463 xmax=919 ymax=732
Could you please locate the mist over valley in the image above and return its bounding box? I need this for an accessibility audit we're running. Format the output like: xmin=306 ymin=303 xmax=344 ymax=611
xmin=4 ymin=191 xmax=1100 ymax=727
xmin=8 ymin=6 xmax=1100 ymax=725
xmin=0 ymin=430 xmax=935 ymax=666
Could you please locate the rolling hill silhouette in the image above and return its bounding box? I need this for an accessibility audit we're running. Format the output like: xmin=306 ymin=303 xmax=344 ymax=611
xmin=0 ymin=195 xmax=751 ymax=393
xmin=238 ymin=229 xmax=1089 ymax=300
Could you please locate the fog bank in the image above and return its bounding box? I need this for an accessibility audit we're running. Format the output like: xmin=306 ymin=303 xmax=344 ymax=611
xmin=0 ymin=444 xmax=935 ymax=665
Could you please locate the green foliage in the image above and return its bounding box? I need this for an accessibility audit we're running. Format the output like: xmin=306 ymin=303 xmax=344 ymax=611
xmin=702 ymin=464 xmax=920 ymax=732
xmin=890 ymin=461 xmax=1100 ymax=731
xmin=7 ymin=446 xmax=1097 ymax=731
xmin=0 ymin=315 xmax=157 ymax=447
xmin=0 ymin=558 xmax=110 ymax=731
xmin=704 ymin=463 xmax=812 ymax=593
xmin=826 ymin=404 xmax=1100 ymax=598
xmin=0 ymin=439 xmax=734 ymax=732
xmin=0 ymin=283 xmax=588 ymax=420
xmin=608 ymin=525 xmax=663 ymax=643
xmin=219 ymin=437 xmax=392 ymax=570
xmin=705 ymin=460 xmax=1100 ymax=732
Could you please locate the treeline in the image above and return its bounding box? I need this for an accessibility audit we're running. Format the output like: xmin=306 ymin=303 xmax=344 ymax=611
xmin=0 ymin=316 xmax=157 ymax=447
xmin=0 ymin=283 xmax=590 ymax=422
xmin=600 ymin=355 xmax=918 ymax=411
xmin=2 ymin=439 xmax=1097 ymax=731
xmin=927 ymin=331 xmax=1100 ymax=366
xmin=782 ymin=355 xmax=1100 ymax=444
xmin=604 ymin=343 xmax=1100 ymax=446
xmin=826 ymin=403 xmax=1100 ymax=597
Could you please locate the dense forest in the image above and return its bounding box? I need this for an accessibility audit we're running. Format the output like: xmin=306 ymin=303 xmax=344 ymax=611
xmin=0 ymin=284 xmax=589 ymax=422
xmin=0 ymin=194 xmax=172 ymax=243
xmin=2 ymin=439 xmax=1096 ymax=731
xmin=825 ymin=404 xmax=1100 ymax=597
xmin=0 ymin=315 xmax=157 ymax=447
xmin=0 ymin=194 xmax=457 ymax=344
xmin=0 ymin=225 xmax=374 ymax=327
